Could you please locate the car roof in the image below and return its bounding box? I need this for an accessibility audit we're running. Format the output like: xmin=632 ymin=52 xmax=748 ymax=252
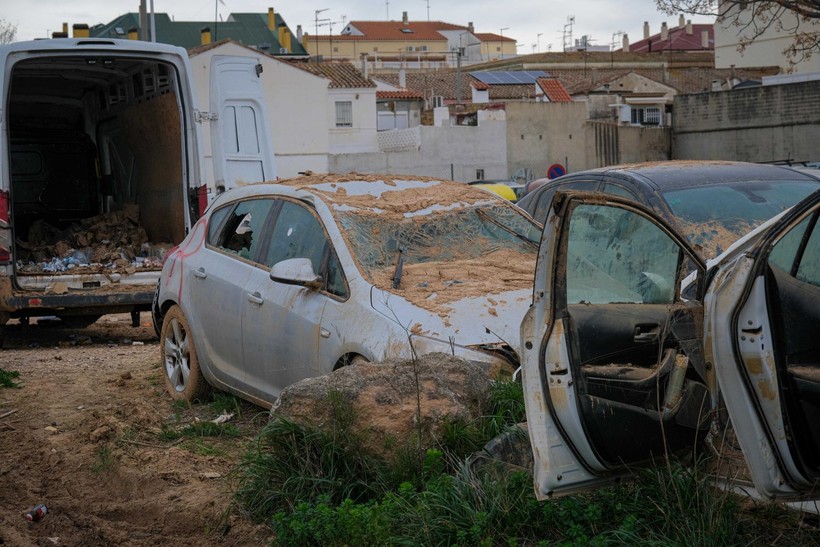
xmin=569 ymin=160 xmax=820 ymax=191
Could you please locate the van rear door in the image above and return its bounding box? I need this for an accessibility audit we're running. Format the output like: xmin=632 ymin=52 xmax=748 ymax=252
xmin=208 ymin=56 xmax=276 ymax=191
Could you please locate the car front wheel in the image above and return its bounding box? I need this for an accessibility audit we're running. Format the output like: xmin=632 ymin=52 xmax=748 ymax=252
xmin=160 ymin=305 xmax=209 ymax=403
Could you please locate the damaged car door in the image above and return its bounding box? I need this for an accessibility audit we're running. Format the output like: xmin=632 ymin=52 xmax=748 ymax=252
xmin=521 ymin=190 xmax=820 ymax=501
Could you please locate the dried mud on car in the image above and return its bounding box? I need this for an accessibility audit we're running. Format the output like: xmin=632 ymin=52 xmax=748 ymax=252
xmin=0 ymin=315 xmax=272 ymax=546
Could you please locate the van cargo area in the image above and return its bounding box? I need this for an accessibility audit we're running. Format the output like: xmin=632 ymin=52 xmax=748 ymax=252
xmin=1 ymin=46 xmax=193 ymax=330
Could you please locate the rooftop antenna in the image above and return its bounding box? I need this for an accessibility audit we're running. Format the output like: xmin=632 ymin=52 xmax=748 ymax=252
xmin=385 ymin=0 xmax=390 ymax=19
xmin=562 ymin=15 xmax=575 ymax=52
xmin=314 ymin=8 xmax=329 ymax=60
xmin=422 ymin=0 xmax=431 ymax=21
xmin=611 ymin=30 xmax=624 ymax=51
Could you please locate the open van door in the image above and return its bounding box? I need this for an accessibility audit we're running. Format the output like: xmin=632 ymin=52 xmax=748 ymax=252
xmin=520 ymin=190 xmax=820 ymax=501
xmin=209 ymin=56 xmax=276 ymax=191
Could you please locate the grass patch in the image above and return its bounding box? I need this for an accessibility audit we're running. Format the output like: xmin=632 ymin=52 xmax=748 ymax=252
xmin=210 ymin=393 xmax=243 ymax=417
xmin=160 ymin=421 xmax=240 ymax=441
xmin=183 ymin=438 xmax=228 ymax=457
xmin=92 ymin=446 xmax=115 ymax=473
xmin=0 ymin=368 xmax=20 ymax=388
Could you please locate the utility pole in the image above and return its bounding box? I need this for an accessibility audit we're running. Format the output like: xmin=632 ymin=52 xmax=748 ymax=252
xmin=499 ymin=27 xmax=508 ymax=60
xmin=454 ymin=47 xmax=464 ymax=103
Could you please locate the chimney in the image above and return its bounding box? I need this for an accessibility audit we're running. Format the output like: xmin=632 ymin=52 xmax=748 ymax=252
xmin=283 ymin=27 xmax=292 ymax=52
xmin=128 ymin=27 xmax=139 ymax=40
xmin=402 ymin=11 xmax=408 ymax=25
xmin=268 ymin=7 xmax=276 ymax=32
xmin=643 ymin=21 xmax=650 ymax=40
xmin=686 ymin=20 xmax=693 ymax=34
xmin=661 ymin=22 xmax=668 ymax=41
xmin=399 ymin=68 xmax=406 ymax=88
xmin=201 ymin=27 xmax=211 ymax=45
xmin=622 ymin=33 xmax=629 ymax=52
xmin=296 ymin=24 xmax=303 ymax=42
xmin=678 ymin=14 xmax=685 ymax=28
xmin=62 ymin=22 xmax=68 ymax=34
xmin=701 ymin=29 xmax=709 ymax=48
xmin=361 ymin=53 xmax=369 ymax=78
xmin=73 ymin=24 xmax=90 ymax=38
xmin=467 ymin=21 xmax=474 ymax=34
xmin=52 ymin=31 xmax=68 ymax=39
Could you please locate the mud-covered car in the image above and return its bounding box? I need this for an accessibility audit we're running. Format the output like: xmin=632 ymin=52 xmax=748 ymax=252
xmin=517 ymin=161 xmax=820 ymax=259
xmin=521 ymin=189 xmax=820 ymax=501
xmin=153 ymin=174 xmax=541 ymax=407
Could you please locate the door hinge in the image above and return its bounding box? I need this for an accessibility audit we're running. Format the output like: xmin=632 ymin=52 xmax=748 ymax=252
xmin=194 ymin=110 xmax=219 ymax=123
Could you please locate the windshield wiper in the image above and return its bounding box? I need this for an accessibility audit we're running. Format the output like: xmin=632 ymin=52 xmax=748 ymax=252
xmin=475 ymin=209 xmax=539 ymax=248
xmin=392 ymin=248 xmax=405 ymax=289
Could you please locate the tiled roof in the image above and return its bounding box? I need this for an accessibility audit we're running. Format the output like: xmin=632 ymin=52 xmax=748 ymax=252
xmin=378 ymin=72 xmax=535 ymax=101
xmin=536 ymin=78 xmax=573 ymax=102
xmin=474 ymin=32 xmax=516 ymax=43
xmin=625 ymin=24 xmax=714 ymax=53
xmin=471 ymin=81 xmax=490 ymax=90
xmin=289 ymin=61 xmax=376 ymax=88
xmin=377 ymin=90 xmax=424 ymax=100
xmin=89 ymin=11 xmax=307 ymax=54
xmin=342 ymin=20 xmax=463 ymax=41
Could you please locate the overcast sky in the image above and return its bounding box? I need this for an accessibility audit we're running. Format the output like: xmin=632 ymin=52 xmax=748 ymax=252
xmin=6 ymin=1 xmax=715 ymax=53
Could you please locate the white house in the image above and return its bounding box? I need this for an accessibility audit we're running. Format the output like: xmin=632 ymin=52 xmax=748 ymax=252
xmin=714 ymin=2 xmax=820 ymax=74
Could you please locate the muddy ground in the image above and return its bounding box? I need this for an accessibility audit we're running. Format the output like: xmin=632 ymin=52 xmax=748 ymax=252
xmin=0 ymin=314 xmax=273 ymax=546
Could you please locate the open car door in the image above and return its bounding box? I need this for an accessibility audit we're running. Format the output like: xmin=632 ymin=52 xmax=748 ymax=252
xmin=521 ymin=191 xmax=708 ymax=498
xmin=706 ymin=189 xmax=820 ymax=500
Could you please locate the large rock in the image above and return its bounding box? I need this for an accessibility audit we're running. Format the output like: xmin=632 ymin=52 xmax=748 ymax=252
xmin=271 ymin=353 xmax=491 ymax=459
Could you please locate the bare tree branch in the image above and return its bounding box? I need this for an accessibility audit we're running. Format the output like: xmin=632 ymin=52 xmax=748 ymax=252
xmin=0 ymin=20 xmax=17 ymax=44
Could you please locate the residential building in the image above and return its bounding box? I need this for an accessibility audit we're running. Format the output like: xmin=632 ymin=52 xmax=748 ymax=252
xmin=714 ymin=3 xmax=820 ymax=74
xmin=620 ymin=16 xmax=714 ymax=53
xmin=86 ymin=7 xmax=307 ymax=55
xmin=303 ymin=12 xmax=517 ymax=69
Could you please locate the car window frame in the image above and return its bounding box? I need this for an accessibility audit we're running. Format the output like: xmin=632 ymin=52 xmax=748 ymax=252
xmin=206 ymin=197 xmax=278 ymax=265
xmin=527 ymin=176 xmax=604 ymax=222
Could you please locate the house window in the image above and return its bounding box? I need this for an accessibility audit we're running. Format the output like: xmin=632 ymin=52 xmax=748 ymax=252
xmin=475 ymin=169 xmax=485 ymax=180
xmin=335 ymin=101 xmax=353 ymax=127
xmin=630 ymin=106 xmax=662 ymax=126
xmin=333 ymin=47 xmax=339 ymax=52
xmin=496 ymin=46 xmax=501 ymax=52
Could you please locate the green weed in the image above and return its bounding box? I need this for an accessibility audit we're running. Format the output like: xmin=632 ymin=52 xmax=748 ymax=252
xmin=0 ymin=368 xmax=20 ymax=388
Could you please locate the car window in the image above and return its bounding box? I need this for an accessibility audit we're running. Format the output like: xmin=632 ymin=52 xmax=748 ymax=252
xmin=264 ymin=201 xmax=348 ymax=298
xmin=566 ymin=204 xmax=682 ymax=304
xmin=207 ymin=204 xmax=232 ymax=245
xmin=796 ymin=217 xmax=820 ymax=287
xmin=769 ymin=215 xmax=811 ymax=274
xmin=601 ymin=182 xmax=639 ymax=201
xmin=532 ymin=180 xmax=599 ymax=222
xmin=215 ymin=199 xmax=275 ymax=260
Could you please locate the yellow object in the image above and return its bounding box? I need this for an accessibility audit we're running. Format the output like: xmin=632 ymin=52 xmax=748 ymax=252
xmin=474 ymin=183 xmax=517 ymax=202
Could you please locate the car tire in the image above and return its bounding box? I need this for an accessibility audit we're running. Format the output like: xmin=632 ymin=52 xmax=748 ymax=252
xmin=160 ymin=305 xmax=209 ymax=403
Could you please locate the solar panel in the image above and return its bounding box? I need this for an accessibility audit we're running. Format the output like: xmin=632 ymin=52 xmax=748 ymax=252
xmin=470 ymin=70 xmax=549 ymax=85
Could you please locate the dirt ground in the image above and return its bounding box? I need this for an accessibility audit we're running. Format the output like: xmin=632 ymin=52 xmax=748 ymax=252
xmin=0 ymin=314 xmax=274 ymax=546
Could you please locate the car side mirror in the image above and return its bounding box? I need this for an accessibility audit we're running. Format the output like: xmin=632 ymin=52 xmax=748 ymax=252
xmin=270 ymin=258 xmax=323 ymax=289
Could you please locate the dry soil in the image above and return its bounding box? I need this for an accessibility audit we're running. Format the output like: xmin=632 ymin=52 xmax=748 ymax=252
xmin=0 ymin=314 xmax=272 ymax=546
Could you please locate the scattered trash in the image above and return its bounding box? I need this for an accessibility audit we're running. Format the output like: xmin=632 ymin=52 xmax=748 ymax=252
xmin=24 ymin=503 xmax=48 ymax=522
xmin=200 ymin=471 xmax=222 ymax=480
xmin=44 ymin=426 xmax=58 ymax=433
xmin=132 ymin=341 xmax=144 ymax=346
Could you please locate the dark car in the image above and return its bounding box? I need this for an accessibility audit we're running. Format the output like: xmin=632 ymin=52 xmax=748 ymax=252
xmin=516 ymin=161 xmax=820 ymax=258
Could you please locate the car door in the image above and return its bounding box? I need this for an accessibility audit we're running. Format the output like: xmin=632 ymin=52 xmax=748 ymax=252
xmin=706 ymin=190 xmax=820 ymax=500
xmin=187 ymin=197 xmax=276 ymax=388
xmin=520 ymin=191 xmax=709 ymax=499
xmin=240 ymin=199 xmax=350 ymax=403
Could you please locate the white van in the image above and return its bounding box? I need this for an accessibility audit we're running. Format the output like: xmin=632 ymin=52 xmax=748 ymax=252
xmin=0 ymin=38 xmax=275 ymax=343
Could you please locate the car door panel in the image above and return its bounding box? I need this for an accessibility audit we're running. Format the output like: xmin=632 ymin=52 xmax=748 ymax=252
xmin=522 ymin=192 xmax=708 ymax=498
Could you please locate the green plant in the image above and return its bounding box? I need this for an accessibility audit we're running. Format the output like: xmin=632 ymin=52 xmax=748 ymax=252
xmin=159 ymin=421 xmax=240 ymax=441
xmin=0 ymin=367 xmax=20 ymax=388
xmin=92 ymin=446 xmax=115 ymax=473
xmin=210 ymin=392 xmax=243 ymax=417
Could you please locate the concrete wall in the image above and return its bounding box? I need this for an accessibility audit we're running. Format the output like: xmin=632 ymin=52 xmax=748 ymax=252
xmin=673 ymin=81 xmax=820 ymax=163
xmin=328 ymin=120 xmax=508 ymax=181
xmin=327 ymin=88 xmax=379 ymax=154
xmin=505 ymin=102 xmax=589 ymax=178
xmin=585 ymin=122 xmax=671 ymax=168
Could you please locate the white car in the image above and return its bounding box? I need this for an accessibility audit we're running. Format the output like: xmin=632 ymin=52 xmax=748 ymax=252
xmin=153 ymin=175 xmax=541 ymax=407
xmin=521 ymin=189 xmax=820 ymax=501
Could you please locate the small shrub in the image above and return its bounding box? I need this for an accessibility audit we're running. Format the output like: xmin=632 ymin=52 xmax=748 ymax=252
xmin=0 ymin=367 xmax=20 ymax=388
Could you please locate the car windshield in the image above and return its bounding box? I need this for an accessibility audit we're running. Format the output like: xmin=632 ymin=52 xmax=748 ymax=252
xmin=337 ymin=203 xmax=541 ymax=306
xmin=662 ymin=180 xmax=819 ymax=257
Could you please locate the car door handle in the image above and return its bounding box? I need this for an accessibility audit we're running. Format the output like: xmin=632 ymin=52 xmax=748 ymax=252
xmin=247 ymin=292 xmax=264 ymax=305
xmin=633 ymin=323 xmax=660 ymax=343
xmin=193 ymin=268 xmax=207 ymax=279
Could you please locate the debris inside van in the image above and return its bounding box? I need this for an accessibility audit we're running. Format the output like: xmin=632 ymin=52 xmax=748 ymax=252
xmin=14 ymin=204 xmax=172 ymax=274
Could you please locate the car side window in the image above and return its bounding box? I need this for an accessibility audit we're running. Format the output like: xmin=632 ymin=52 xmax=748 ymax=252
xmin=601 ymin=182 xmax=639 ymax=201
xmin=207 ymin=204 xmax=232 ymax=245
xmin=768 ymin=215 xmax=810 ymax=274
xmin=796 ymin=221 xmax=820 ymax=287
xmin=534 ymin=181 xmax=598 ymax=222
xmin=215 ymin=199 xmax=275 ymax=261
xmin=566 ymin=204 xmax=682 ymax=304
xmin=264 ymin=201 xmax=348 ymax=298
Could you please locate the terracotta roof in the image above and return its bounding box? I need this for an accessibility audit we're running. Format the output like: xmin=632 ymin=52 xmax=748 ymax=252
xmin=471 ymin=80 xmax=490 ymax=90
xmin=287 ymin=61 xmax=376 ymax=88
xmin=341 ymin=20 xmax=464 ymax=41
xmin=377 ymin=90 xmax=424 ymax=100
xmin=536 ymin=78 xmax=573 ymax=102
xmin=474 ymin=32 xmax=516 ymax=43
xmin=625 ymin=24 xmax=714 ymax=53
xmin=379 ymin=72 xmax=536 ymax=101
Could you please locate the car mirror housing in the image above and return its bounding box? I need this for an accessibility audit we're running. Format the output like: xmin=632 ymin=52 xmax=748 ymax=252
xmin=270 ymin=258 xmax=323 ymax=289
